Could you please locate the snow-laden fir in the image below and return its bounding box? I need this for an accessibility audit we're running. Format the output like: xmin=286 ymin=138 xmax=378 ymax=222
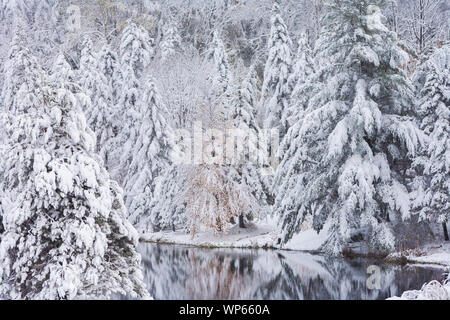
xmin=260 ymin=2 xmax=293 ymax=139
xmin=0 ymin=30 xmax=148 ymax=299
xmin=274 ymin=1 xmax=425 ymax=255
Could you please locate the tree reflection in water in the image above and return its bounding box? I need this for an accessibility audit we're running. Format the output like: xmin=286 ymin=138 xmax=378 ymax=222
xmin=137 ymin=244 xmax=445 ymax=300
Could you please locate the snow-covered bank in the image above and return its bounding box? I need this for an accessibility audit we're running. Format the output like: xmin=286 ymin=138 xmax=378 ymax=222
xmin=385 ymin=243 xmax=450 ymax=300
xmin=387 ymin=242 xmax=450 ymax=267
xmin=388 ymin=279 xmax=450 ymax=300
xmin=140 ymin=222 xmax=279 ymax=249
xmin=139 ymin=217 xmax=331 ymax=251
xmin=140 ymin=216 xmax=332 ymax=251
xmin=141 ymin=221 xmax=450 ymax=271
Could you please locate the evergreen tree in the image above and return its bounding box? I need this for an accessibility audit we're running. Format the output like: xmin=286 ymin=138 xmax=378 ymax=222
xmin=0 ymin=28 xmax=35 ymax=239
xmin=78 ymin=38 xmax=115 ymax=161
xmin=260 ymin=2 xmax=292 ymax=139
xmin=124 ymin=77 xmax=174 ymax=226
xmin=51 ymin=53 xmax=78 ymax=90
xmin=110 ymin=64 xmax=141 ymax=184
xmin=111 ymin=23 xmax=155 ymax=183
xmin=0 ymin=0 xmax=30 ymax=24
xmin=160 ymin=22 xmax=181 ymax=61
xmin=120 ymin=22 xmax=154 ymax=79
xmin=32 ymin=0 xmax=61 ymax=70
xmin=274 ymin=1 xmax=424 ymax=255
xmin=230 ymin=67 xmax=272 ymax=226
xmin=145 ymin=165 xmax=189 ymax=232
xmin=288 ymin=33 xmax=314 ymax=94
xmin=0 ymin=33 xmax=148 ymax=299
xmin=98 ymin=44 xmax=123 ymax=106
xmin=211 ymin=30 xmax=232 ymax=97
xmin=283 ymin=32 xmax=315 ymax=128
xmin=411 ymin=44 xmax=450 ymax=241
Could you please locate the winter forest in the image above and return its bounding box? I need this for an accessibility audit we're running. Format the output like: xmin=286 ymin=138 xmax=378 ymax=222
xmin=0 ymin=0 xmax=449 ymax=301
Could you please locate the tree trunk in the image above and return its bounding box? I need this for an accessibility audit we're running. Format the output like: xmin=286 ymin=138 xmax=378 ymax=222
xmin=239 ymin=214 xmax=246 ymax=229
xmin=443 ymin=222 xmax=449 ymax=241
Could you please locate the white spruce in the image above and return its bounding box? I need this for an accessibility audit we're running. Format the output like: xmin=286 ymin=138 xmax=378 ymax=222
xmin=411 ymin=44 xmax=450 ymax=240
xmin=78 ymin=37 xmax=115 ymax=158
xmin=124 ymin=77 xmax=174 ymax=226
xmin=160 ymin=22 xmax=181 ymax=61
xmin=274 ymin=1 xmax=424 ymax=255
xmin=120 ymin=22 xmax=154 ymax=79
xmin=260 ymin=2 xmax=293 ymax=139
xmin=0 ymin=33 xmax=148 ymax=299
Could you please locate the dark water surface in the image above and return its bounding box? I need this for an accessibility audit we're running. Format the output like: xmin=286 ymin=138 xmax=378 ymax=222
xmin=137 ymin=243 xmax=446 ymax=300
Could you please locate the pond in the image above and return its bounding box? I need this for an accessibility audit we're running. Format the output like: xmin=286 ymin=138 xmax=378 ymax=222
xmin=134 ymin=243 xmax=446 ymax=300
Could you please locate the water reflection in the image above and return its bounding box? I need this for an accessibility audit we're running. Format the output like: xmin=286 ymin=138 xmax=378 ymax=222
xmin=138 ymin=243 xmax=445 ymax=300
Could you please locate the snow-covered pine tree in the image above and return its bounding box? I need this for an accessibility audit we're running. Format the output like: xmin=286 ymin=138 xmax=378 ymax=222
xmin=110 ymin=63 xmax=141 ymax=185
xmin=229 ymin=67 xmax=272 ymax=226
xmin=110 ymin=23 xmax=155 ymax=183
xmin=231 ymin=67 xmax=259 ymax=134
xmin=411 ymin=44 xmax=450 ymax=241
xmin=51 ymin=53 xmax=78 ymax=90
xmin=160 ymin=21 xmax=181 ymax=61
xmin=124 ymin=77 xmax=174 ymax=227
xmin=283 ymin=32 xmax=315 ymax=128
xmin=120 ymin=22 xmax=154 ymax=79
xmin=0 ymin=26 xmax=35 ymax=239
xmin=78 ymin=38 xmax=115 ymax=155
xmin=32 ymin=0 xmax=61 ymax=70
xmin=0 ymin=32 xmax=148 ymax=299
xmin=94 ymin=44 xmax=125 ymax=168
xmin=274 ymin=1 xmax=424 ymax=255
xmin=145 ymin=165 xmax=189 ymax=233
xmin=0 ymin=0 xmax=30 ymax=28
xmin=288 ymin=33 xmax=314 ymax=95
xmin=98 ymin=44 xmax=123 ymax=106
xmin=260 ymin=2 xmax=292 ymax=139
xmin=210 ymin=30 xmax=232 ymax=97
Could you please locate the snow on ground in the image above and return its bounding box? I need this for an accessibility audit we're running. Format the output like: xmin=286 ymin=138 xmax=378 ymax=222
xmin=283 ymin=220 xmax=330 ymax=251
xmin=141 ymin=218 xmax=329 ymax=252
xmin=387 ymin=242 xmax=450 ymax=300
xmin=141 ymin=219 xmax=450 ymax=270
xmin=387 ymin=242 xmax=450 ymax=267
xmin=140 ymin=221 xmax=279 ymax=249
xmin=388 ymin=280 xmax=450 ymax=300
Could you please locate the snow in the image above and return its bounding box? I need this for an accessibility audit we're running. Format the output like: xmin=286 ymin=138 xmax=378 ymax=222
xmin=389 ymin=280 xmax=450 ymax=300
xmin=140 ymin=221 xmax=278 ymax=249
xmin=386 ymin=242 xmax=450 ymax=300
xmin=387 ymin=242 xmax=450 ymax=267
xmin=283 ymin=220 xmax=331 ymax=251
xmin=141 ymin=217 xmax=330 ymax=252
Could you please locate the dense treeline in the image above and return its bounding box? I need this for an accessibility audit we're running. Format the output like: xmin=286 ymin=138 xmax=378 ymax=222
xmin=0 ymin=0 xmax=448 ymax=299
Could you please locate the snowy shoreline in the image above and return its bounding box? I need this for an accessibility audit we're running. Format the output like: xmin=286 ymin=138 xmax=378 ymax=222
xmin=140 ymin=223 xmax=450 ymax=268
xmin=386 ymin=243 xmax=450 ymax=268
xmin=139 ymin=222 xmax=280 ymax=250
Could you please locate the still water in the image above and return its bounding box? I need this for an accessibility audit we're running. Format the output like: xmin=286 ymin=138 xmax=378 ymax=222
xmin=137 ymin=243 xmax=445 ymax=300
